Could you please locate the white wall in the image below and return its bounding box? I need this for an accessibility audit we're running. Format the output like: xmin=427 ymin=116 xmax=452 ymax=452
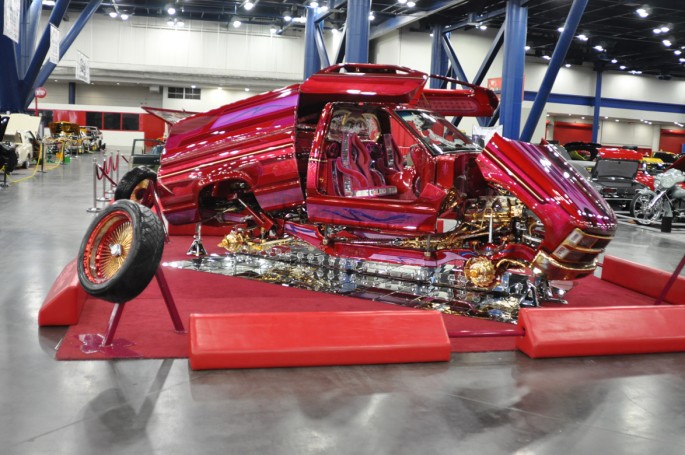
xmin=56 ymin=15 xmax=306 ymax=84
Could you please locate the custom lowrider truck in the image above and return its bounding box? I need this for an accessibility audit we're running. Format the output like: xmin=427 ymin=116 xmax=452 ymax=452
xmin=78 ymin=64 xmax=617 ymax=313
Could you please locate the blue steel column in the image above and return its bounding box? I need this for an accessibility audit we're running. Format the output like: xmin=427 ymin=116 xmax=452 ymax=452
xmin=68 ymin=82 xmax=76 ymax=104
xmin=304 ymin=6 xmax=321 ymax=78
xmin=0 ymin=3 xmax=22 ymax=111
xmin=592 ymin=68 xmax=602 ymax=142
xmin=28 ymin=0 xmax=103 ymax=108
xmin=520 ymin=0 xmax=588 ymax=141
xmin=500 ymin=0 xmax=527 ymax=139
xmin=18 ymin=0 xmax=44 ymax=77
xmin=21 ymin=0 xmax=70 ymax=105
xmin=430 ymin=26 xmax=449 ymax=88
xmin=345 ymin=0 xmax=371 ymax=63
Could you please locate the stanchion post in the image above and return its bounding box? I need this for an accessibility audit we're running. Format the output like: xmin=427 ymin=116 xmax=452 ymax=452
xmin=87 ymin=159 xmax=102 ymax=213
xmin=39 ymin=143 xmax=46 ymax=173
xmin=98 ymin=155 xmax=109 ymax=202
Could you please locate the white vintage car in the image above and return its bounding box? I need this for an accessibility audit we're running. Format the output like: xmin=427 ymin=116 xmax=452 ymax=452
xmin=0 ymin=114 xmax=41 ymax=169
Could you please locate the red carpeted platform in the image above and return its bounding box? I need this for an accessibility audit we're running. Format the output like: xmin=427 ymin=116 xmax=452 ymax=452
xmin=40 ymin=234 xmax=685 ymax=362
xmin=189 ymin=311 xmax=451 ymax=370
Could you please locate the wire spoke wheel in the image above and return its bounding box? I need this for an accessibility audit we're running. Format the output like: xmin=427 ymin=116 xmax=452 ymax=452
xmin=78 ymin=200 xmax=165 ymax=303
xmin=630 ymin=193 xmax=665 ymax=225
xmin=83 ymin=212 xmax=134 ymax=283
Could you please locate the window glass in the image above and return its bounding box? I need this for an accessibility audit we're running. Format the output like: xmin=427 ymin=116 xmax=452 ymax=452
xmin=395 ymin=110 xmax=477 ymax=154
xmin=103 ymin=113 xmax=121 ymax=130
xmin=85 ymin=112 xmax=102 ymax=129
xmin=122 ymin=114 xmax=139 ymax=131
xmin=168 ymin=87 xmax=184 ymax=99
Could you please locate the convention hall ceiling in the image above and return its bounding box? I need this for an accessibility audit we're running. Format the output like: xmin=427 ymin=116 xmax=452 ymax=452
xmin=59 ymin=0 xmax=685 ymax=79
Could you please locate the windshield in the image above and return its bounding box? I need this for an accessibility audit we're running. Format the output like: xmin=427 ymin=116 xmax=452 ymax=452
xmin=395 ymin=110 xmax=478 ymax=154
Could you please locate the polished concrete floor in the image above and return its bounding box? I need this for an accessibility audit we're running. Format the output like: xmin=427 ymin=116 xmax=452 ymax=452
xmin=2 ymin=153 xmax=685 ymax=454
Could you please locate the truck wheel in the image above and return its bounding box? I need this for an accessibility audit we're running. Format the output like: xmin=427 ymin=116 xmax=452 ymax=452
xmin=114 ymin=167 xmax=158 ymax=207
xmin=78 ymin=200 xmax=165 ymax=303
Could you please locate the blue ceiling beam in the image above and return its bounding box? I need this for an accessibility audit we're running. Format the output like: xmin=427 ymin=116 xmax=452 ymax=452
xmin=314 ymin=22 xmax=330 ymax=70
xmin=500 ymin=0 xmax=528 ymax=139
xmin=27 ymin=0 xmax=103 ymax=109
xmin=0 ymin=3 xmax=22 ymax=111
xmin=472 ymin=23 xmax=505 ymax=86
xmin=430 ymin=27 xmax=450 ymax=89
xmin=345 ymin=0 xmax=370 ymax=63
xmin=592 ymin=69 xmax=603 ymax=143
xmin=520 ymin=0 xmax=588 ymax=142
xmin=304 ymin=6 xmax=322 ymax=78
xmin=441 ymin=36 xmax=468 ymax=83
xmin=21 ymin=0 xmax=71 ymax=106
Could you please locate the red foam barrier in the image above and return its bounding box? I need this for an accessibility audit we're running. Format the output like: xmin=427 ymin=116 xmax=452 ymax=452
xmin=189 ymin=310 xmax=451 ymax=370
xmin=516 ymin=306 xmax=685 ymax=358
xmin=602 ymin=255 xmax=685 ymax=305
xmin=38 ymin=258 xmax=87 ymax=326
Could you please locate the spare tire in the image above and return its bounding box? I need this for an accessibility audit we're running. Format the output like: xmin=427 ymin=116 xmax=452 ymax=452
xmin=114 ymin=166 xmax=158 ymax=207
xmin=78 ymin=200 xmax=165 ymax=303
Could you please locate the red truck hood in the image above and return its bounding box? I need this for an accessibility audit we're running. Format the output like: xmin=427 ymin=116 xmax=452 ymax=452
xmin=477 ymin=134 xmax=616 ymax=252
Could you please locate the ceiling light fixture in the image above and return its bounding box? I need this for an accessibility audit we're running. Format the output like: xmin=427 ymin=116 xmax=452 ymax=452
xmin=109 ymin=11 xmax=118 ymax=18
xmin=283 ymin=14 xmax=292 ymax=22
xmin=167 ymin=6 xmax=176 ymax=15
xmin=542 ymin=55 xmax=551 ymax=60
xmin=619 ymin=65 xmax=626 ymax=70
xmin=310 ymin=1 xmax=319 ymax=7
xmin=661 ymin=26 xmax=670 ymax=33
xmin=525 ymin=45 xmax=531 ymax=51
xmin=479 ymin=24 xmax=487 ymax=31
xmin=611 ymin=58 xmax=618 ymax=64
xmin=120 ymin=13 xmax=129 ymax=20
xmin=576 ymin=34 xmax=588 ymax=41
xmin=557 ymin=27 xmax=564 ymax=32
xmin=636 ymin=8 xmax=649 ymax=18
xmin=369 ymin=11 xmax=375 ymax=21
xmin=42 ymin=0 xmax=56 ymax=5
xmin=233 ymin=19 xmax=242 ymax=28
xmin=398 ymin=0 xmax=408 ymax=3
xmin=593 ymin=45 xmax=604 ymax=52
xmin=244 ymin=1 xmax=254 ymax=11
xmin=675 ymin=50 xmax=682 ymax=55
xmin=564 ymin=63 xmax=571 ymax=68
xmin=407 ymin=1 xmax=416 ymax=7
xmin=663 ymin=39 xmax=672 ymax=47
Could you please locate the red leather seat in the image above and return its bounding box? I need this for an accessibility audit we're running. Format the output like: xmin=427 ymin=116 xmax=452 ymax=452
xmin=336 ymin=132 xmax=397 ymax=198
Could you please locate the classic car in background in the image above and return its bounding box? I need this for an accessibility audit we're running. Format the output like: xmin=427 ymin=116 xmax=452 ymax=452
xmin=588 ymin=148 xmax=647 ymax=211
xmin=0 ymin=113 xmax=41 ymax=170
xmin=81 ymin=125 xmax=105 ymax=151
xmin=78 ymin=64 xmax=617 ymax=321
xmin=46 ymin=121 xmax=84 ymax=156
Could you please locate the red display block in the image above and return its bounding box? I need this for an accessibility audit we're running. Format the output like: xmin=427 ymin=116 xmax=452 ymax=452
xmin=516 ymin=306 xmax=685 ymax=358
xmin=189 ymin=310 xmax=451 ymax=370
xmin=38 ymin=258 xmax=87 ymax=326
xmin=602 ymin=255 xmax=685 ymax=305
